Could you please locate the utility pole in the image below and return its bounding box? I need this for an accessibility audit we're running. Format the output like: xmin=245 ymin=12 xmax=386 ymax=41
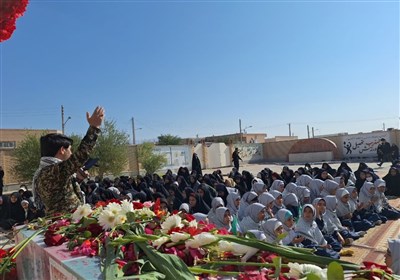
xmin=312 ymin=127 xmax=315 ymax=138
xmin=288 ymin=123 xmax=291 ymax=137
xmin=239 ymin=119 xmax=242 ymax=143
xmin=131 ymin=117 xmax=136 ymax=145
xmin=307 ymin=125 xmax=310 ymax=139
xmin=61 ymin=105 xmax=65 ymax=134
xmin=383 ymin=123 xmax=385 ymax=131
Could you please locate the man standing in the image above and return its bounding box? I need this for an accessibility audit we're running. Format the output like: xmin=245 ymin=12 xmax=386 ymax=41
xmin=33 ymin=106 xmax=104 ymax=215
xmin=377 ymin=138 xmax=392 ymax=167
xmin=232 ymin=148 xmax=243 ymax=172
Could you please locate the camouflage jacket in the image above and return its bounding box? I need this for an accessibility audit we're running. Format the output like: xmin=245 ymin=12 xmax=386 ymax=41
xmin=34 ymin=126 xmax=101 ymax=215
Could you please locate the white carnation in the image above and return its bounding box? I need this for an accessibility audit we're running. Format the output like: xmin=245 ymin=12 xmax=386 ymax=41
xmin=98 ymin=210 xmax=119 ymax=230
xmin=104 ymin=202 xmax=122 ymax=216
xmin=288 ymin=262 xmax=327 ymax=279
xmin=161 ymin=215 xmax=183 ymax=233
xmin=72 ymin=204 xmax=92 ymax=222
xmin=153 ymin=236 xmax=170 ymax=249
xmin=188 ymin=220 xmax=198 ymax=228
xmin=120 ymin=200 xmax=134 ymax=214
xmin=170 ymin=232 xmax=190 ymax=243
xmin=185 ymin=232 xmax=217 ymax=249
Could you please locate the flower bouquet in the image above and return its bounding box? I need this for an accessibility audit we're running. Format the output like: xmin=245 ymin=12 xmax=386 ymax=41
xmin=2 ymin=199 xmax=399 ymax=280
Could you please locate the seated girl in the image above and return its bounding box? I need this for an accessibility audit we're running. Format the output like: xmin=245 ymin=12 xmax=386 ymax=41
xmin=238 ymin=191 xmax=258 ymax=221
xmin=385 ymin=239 xmax=400 ymax=275
xmin=336 ymin=188 xmax=373 ymax=232
xmin=208 ymin=197 xmax=225 ymax=225
xmin=373 ymin=179 xmax=400 ymax=220
xmin=258 ymin=192 xmax=276 ymax=219
xmin=346 ymin=185 xmax=382 ymax=226
xmin=261 ymin=218 xmax=284 ymax=245
xmin=239 ymin=203 xmax=266 ymax=233
xmin=359 ymin=182 xmax=388 ymax=224
xmin=226 ymin=192 xmax=241 ymax=218
xmin=313 ymin=198 xmax=343 ymax=251
xmin=324 ymin=195 xmax=364 ymax=241
xmin=270 ymin=190 xmax=286 ymax=215
xmin=295 ymin=204 xmax=340 ymax=259
xmin=276 ymin=208 xmax=304 ymax=247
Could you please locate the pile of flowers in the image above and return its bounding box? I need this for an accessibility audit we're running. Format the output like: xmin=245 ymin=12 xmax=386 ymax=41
xmin=1 ymin=199 xmax=398 ymax=280
xmin=0 ymin=0 xmax=29 ymax=42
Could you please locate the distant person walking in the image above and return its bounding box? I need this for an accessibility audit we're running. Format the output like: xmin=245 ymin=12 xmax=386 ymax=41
xmin=0 ymin=166 xmax=4 ymax=196
xmin=191 ymin=153 xmax=202 ymax=176
xmin=377 ymin=138 xmax=392 ymax=167
xmin=232 ymin=148 xmax=243 ymax=172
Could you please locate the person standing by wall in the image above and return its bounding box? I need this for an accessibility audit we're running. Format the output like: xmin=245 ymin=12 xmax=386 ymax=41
xmin=377 ymin=138 xmax=392 ymax=167
xmin=191 ymin=153 xmax=202 ymax=176
xmin=232 ymin=148 xmax=243 ymax=172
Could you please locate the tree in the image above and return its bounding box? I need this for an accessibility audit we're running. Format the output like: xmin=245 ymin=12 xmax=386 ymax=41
xmin=137 ymin=142 xmax=167 ymax=174
xmin=12 ymin=133 xmax=41 ymax=182
xmin=157 ymin=134 xmax=181 ymax=145
xmin=91 ymin=120 xmax=130 ymax=178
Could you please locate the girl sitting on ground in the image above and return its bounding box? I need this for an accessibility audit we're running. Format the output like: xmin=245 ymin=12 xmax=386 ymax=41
xmin=239 ymin=203 xmax=266 ymax=233
xmin=276 ymin=208 xmax=304 ymax=247
xmin=295 ymin=204 xmax=340 ymax=259
xmin=373 ymin=179 xmax=400 ymax=220
xmin=261 ymin=218 xmax=284 ymax=245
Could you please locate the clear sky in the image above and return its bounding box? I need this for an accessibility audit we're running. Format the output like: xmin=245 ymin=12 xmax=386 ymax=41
xmin=1 ymin=0 xmax=399 ymax=143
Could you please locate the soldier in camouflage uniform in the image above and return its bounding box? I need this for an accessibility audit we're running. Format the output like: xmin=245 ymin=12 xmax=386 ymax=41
xmin=33 ymin=106 xmax=104 ymax=216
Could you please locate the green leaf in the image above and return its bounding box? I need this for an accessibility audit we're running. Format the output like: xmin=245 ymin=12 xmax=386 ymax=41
xmin=101 ymin=237 xmax=124 ymax=280
xmin=217 ymin=235 xmax=360 ymax=271
xmin=82 ymin=217 xmax=97 ymax=227
xmin=272 ymin=256 xmax=282 ymax=278
xmin=126 ymin=212 xmax=136 ymax=223
xmin=136 ymin=242 xmax=195 ymax=280
xmin=114 ymin=271 xmax=166 ymax=280
xmin=327 ymin=262 xmax=344 ymax=280
xmin=307 ymin=273 xmax=322 ymax=280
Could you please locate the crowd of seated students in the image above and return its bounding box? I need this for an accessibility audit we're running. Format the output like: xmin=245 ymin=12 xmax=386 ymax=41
xmin=1 ymin=162 xmax=400 ymax=263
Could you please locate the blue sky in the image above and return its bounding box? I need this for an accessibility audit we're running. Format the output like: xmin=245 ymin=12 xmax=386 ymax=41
xmin=1 ymin=0 xmax=399 ymax=143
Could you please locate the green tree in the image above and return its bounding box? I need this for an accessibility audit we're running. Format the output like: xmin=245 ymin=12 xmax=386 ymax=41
xmin=12 ymin=134 xmax=41 ymax=182
xmin=157 ymin=134 xmax=181 ymax=145
xmin=91 ymin=120 xmax=130 ymax=178
xmin=137 ymin=142 xmax=167 ymax=174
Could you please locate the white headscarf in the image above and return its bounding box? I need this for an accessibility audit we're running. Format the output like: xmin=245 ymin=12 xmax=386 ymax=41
xmin=295 ymin=204 xmax=327 ymax=246
xmin=388 ymin=239 xmax=400 ymax=275
xmin=214 ymin=207 xmax=231 ymax=230
xmin=345 ymin=186 xmax=357 ymax=213
xmin=261 ymin=218 xmax=283 ymax=244
xmin=276 ymin=209 xmax=294 ymax=231
xmin=258 ymin=192 xmax=275 ymax=207
xmin=323 ymin=195 xmax=345 ymax=234
xmin=309 ymin=179 xmax=324 ymax=201
xmin=373 ymin=179 xmax=388 ymax=213
xmin=270 ymin=180 xmax=284 ymax=192
xmin=283 ymin=193 xmax=299 ymax=207
xmin=335 ymin=188 xmax=351 ymax=218
xmin=238 ymin=191 xmax=258 ymax=221
xmin=359 ymin=182 xmax=375 ymax=205
xmin=208 ymin=197 xmax=225 ymax=225
xmin=226 ymin=192 xmax=240 ymax=216
xmin=251 ymin=178 xmax=266 ymax=195
xmin=179 ymin=203 xmax=189 ymax=213
xmin=296 ymin=174 xmax=313 ymax=187
xmin=321 ymin=180 xmax=339 ymax=197
xmin=244 ymin=203 xmax=265 ymax=223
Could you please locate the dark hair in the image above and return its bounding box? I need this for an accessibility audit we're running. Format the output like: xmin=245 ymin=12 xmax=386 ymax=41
xmin=40 ymin=133 xmax=73 ymax=157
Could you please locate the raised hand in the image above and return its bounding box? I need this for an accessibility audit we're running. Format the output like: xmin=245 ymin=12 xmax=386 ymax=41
xmin=86 ymin=106 xmax=105 ymax=128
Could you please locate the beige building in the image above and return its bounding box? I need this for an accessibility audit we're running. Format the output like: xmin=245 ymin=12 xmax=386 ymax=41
xmin=0 ymin=129 xmax=59 ymax=185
